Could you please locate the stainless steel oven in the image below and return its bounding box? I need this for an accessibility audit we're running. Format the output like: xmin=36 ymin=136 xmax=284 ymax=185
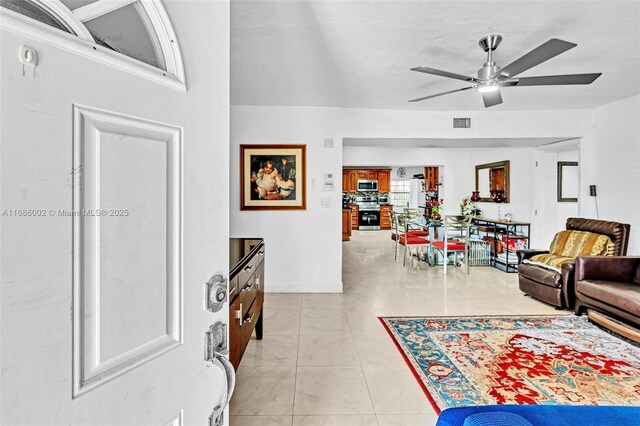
xmin=358 ymin=207 xmax=380 ymax=230
xmin=357 ymin=180 xmax=378 ymax=192
xmin=355 ymin=196 xmax=381 ymax=230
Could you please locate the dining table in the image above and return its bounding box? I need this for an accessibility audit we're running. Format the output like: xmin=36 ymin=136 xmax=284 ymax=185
xmin=403 ymin=217 xmax=478 ymax=266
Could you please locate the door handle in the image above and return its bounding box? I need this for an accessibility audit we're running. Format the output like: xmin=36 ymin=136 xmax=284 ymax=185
xmin=208 ymin=354 xmax=236 ymax=426
xmin=205 ymin=322 xmax=236 ymax=426
xmin=207 ymin=353 xmax=236 ymax=426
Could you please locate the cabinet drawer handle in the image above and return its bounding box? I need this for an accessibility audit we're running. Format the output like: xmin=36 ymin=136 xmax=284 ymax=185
xmin=235 ymin=303 xmax=243 ymax=326
xmin=243 ymin=264 xmax=253 ymax=272
xmin=243 ymin=282 xmax=254 ymax=292
xmin=246 ymin=313 xmax=255 ymax=324
xmin=258 ymin=250 xmax=264 ymax=256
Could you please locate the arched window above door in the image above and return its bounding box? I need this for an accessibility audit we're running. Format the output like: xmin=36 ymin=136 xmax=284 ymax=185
xmin=0 ymin=0 xmax=186 ymax=90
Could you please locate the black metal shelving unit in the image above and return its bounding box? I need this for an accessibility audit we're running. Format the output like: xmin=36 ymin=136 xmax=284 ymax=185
xmin=471 ymin=217 xmax=531 ymax=273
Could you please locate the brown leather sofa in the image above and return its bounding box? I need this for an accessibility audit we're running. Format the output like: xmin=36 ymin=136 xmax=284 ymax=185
xmin=575 ymin=256 xmax=640 ymax=329
xmin=517 ymin=218 xmax=630 ymax=309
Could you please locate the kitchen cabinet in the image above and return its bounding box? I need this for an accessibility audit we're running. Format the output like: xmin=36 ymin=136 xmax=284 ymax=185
xmin=351 ymin=205 xmax=359 ymax=230
xmin=380 ymin=205 xmax=392 ymax=229
xmin=349 ymin=171 xmax=358 ymax=192
xmin=342 ymin=168 xmax=392 ymax=192
xmin=425 ymin=166 xmax=439 ymax=192
xmin=342 ymin=209 xmax=352 ymax=241
xmin=378 ymin=170 xmax=390 ymax=192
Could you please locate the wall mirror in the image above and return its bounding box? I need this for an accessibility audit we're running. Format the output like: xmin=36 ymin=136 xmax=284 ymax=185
xmin=475 ymin=160 xmax=510 ymax=203
xmin=557 ymin=161 xmax=579 ymax=202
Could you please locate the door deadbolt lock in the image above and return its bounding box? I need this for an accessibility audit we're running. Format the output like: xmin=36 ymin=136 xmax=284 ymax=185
xmin=206 ymin=274 xmax=227 ymax=313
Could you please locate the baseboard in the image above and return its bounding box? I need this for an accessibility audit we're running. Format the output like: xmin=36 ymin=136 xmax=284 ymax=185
xmin=265 ymin=281 xmax=343 ymax=293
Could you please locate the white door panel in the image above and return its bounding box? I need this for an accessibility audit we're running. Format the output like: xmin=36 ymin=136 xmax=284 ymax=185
xmin=1 ymin=3 xmax=230 ymax=423
xmin=73 ymin=105 xmax=183 ymax=395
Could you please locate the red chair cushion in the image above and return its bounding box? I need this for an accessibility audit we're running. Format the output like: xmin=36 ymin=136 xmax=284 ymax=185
xmin=432 ymin=240 xmax=466 ymax=251
xmin=407 ymin=230 xmax=429 ymax=237
xmin=400 ymin=235 xmax=430 ymax=245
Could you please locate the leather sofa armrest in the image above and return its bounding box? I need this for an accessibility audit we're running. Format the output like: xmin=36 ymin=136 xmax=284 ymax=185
xmin=575 ymin=256 xmax=640 ymax=282
xmin=561 ymin=262 xmax=576 ymax=309
xmin=516 ymin=249 xmax=549 ymax=264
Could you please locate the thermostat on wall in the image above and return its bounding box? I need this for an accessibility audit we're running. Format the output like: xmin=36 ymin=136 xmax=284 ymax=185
xmin=323 ymin=172 xmax=335 ymax=191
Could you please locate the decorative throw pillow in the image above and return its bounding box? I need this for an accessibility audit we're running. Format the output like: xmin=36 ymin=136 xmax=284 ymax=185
xmin=523 ymin=230 xmax=614 ymax=273
xmin=549 ymin=230 xmax=613 ymax=257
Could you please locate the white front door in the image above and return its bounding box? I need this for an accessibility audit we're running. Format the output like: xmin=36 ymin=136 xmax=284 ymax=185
xmin=1 ymin=2 xmax=230 ymax=424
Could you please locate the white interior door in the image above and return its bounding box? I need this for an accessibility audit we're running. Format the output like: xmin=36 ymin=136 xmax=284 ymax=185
xmin=1 ymin=2 xmax=230 ymax=424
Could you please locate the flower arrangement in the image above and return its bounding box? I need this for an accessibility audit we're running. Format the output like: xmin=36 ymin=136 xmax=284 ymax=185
xmin=427 ymin=198 xmax=444 ymax=221
xmin=460 ymin=197 xmax=474 ymax=215
xmin=427 ymin=198 xmax=443 ymax=210
xmin=461 ymin=197 xmax=481 ymax=216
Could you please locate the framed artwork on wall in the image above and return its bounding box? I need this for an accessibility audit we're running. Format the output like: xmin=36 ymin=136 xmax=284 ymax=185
xmin=557 ymin=161 xmax=579 ymax=202
xmin=240 ymin=144 xmax=306 ymax=210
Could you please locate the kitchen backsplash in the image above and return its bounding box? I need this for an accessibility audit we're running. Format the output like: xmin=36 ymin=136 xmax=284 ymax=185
xmin=344 ymin=192 xmax=389 ymax=201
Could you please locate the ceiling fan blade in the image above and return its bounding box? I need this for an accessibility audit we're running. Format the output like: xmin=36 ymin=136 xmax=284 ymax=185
xmin=481 ymin=90 xmax=503 ymax=108
xmin=502 ymin=73 xmax=602 ymax=87
xmin=492 ymin=38 xmax=577 ymax=79
xmin=411 ymin=66 xmax=480 ymax=83
xmin=409 ymin=86 xmax=474 ymax=102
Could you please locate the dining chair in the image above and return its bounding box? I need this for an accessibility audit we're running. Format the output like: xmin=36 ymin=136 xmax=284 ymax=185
xmin=389 ymin=210 xmax=403 ymax=260
xmin=403 ymin=208 xmax=429 ymax=238
xmin=398 ymin=216 xmax=430 ymax=267
xmin=430 ymin=215 xmax=473 ymax=273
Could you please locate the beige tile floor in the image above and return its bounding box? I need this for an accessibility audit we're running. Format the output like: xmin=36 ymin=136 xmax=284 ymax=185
xmin=230 ymin=230 xmax=556 ymax=426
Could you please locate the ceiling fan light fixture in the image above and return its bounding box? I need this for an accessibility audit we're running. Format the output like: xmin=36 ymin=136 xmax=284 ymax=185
xmin=477 ymin=82 xmax=499 ymax=93
xmin=409 ymin=36 xmax=601 ymax=107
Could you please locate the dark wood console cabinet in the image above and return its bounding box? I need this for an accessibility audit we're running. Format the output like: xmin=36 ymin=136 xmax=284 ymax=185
xmin=229 ymin=238 xmax=265 ymax=369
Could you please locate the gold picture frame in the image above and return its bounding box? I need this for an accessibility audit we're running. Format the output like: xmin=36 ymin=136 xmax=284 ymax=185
xmin=240 ymin=144 xmax=306 ymax=210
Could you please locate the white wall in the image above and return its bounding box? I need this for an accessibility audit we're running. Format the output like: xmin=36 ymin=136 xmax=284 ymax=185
xmin=231 ymin=106 xmax=606 ymax=292
xmin=580 ymin=95 xmax=640 ymax=254
xmin=230 ymin=108 xmax=345 ymax=292
xmin=344 ymin=146 xmax=536 ymax=227
xmin=531 ymin=142 xmax=580 ymax=247
xmin=389 ymin=166 xmax=424 ymax=182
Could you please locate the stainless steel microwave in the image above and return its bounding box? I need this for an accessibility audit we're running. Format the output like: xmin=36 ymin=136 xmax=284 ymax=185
xmin=357 ymin=180 xmax=378 ymax=192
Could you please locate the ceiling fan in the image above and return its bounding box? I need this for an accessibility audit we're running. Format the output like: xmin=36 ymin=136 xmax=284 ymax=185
xmin=409 ymin=35 xmax=602 ymax=107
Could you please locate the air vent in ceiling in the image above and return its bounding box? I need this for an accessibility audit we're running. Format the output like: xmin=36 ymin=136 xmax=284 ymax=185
xmin=453 ymin=117 xmax=471 ymax=128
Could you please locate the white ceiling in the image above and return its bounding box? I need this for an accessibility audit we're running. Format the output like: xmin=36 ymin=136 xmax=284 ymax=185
xmin=231 ymin=0 xmax=640 ymax=112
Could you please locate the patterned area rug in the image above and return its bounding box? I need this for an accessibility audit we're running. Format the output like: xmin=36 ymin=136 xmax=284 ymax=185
xmin=379 ymin=315 xmax=640 ymax=414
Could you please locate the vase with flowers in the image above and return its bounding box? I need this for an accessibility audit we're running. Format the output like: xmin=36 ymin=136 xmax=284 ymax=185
xmin=427 ymin=198 xmax=444 ymax=221
xmin=460 ymin=197 xmax=474 ymax=216
xmin=461 ymin=196 xmax=482 ymax=216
